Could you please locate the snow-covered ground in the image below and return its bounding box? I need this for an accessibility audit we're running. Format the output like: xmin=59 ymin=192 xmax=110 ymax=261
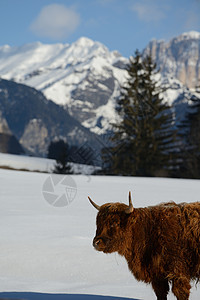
xmin=0 ymin=168 xmax=200 ymax=299
xmin=0 ymin=152 xmax=99 ymax=175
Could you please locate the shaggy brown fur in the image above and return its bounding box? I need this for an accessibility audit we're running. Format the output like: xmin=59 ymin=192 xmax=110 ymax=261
xmin=90 ymin=198 xmax=200 ymax=300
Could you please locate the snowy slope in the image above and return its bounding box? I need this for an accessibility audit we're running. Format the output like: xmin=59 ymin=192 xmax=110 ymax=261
xmin=0 ymin=152 xmax=99 ymax=175
xmin=0 ymin=168 xmax=200 ymax=299
xmin=0 ymin=38 xmax=127 ymax=134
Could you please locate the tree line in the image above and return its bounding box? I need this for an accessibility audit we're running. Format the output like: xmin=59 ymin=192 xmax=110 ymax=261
xmin=47 ymin=50 xmax=200 ymax=178
xmin=101 ymin=50 xmax=200 ymax=178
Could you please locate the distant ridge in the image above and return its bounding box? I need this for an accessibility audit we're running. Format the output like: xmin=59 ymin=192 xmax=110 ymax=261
xmin=0 ymin=79 xmax=100 ymax=157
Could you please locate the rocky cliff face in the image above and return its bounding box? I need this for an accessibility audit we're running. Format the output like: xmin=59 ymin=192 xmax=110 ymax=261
xmin=144 ymin=31 xmax=200 ymax=89
xmin=20 ymin=119 xmax=48 ymax=155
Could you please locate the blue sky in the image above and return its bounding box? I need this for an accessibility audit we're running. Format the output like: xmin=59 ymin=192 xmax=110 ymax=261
xmin=0 ymin=0 xmax=200 ymax=57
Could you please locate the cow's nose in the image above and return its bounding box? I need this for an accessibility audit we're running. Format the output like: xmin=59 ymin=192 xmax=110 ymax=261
xmin=93 ymin=238 xmax=101 ymax=249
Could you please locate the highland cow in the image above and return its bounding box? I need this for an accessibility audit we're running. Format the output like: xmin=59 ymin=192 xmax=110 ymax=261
xmin=88 ymin=192 xmax=200 ymax=300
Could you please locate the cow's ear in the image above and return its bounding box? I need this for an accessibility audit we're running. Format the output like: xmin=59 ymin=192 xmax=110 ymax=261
xmin=125 ymin=191 xmax=134 ymax=214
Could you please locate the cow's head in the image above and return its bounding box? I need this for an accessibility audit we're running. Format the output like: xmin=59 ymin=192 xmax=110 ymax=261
xmin=88 ymin=192 xmax=134 ymax=254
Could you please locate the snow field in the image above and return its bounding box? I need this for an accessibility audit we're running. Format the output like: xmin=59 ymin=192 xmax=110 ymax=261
xmin=0 ymin=169 xmax=200 ymax=299
xmin=0 ymin=153 xmax=98 ymax=175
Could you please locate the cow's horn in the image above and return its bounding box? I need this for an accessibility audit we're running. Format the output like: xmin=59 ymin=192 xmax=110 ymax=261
xmin=125 ymin=191 xmax=134 ymax=214
xmin=88 ymin=196 xmax=100 ymax=211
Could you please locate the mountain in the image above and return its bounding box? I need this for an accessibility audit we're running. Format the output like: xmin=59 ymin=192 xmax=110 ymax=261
xmin=0 ymin=32 xmax=199 ymax=146
xmin=0 ymin=37 xmax=127 ymax=134
xmin=144 ymin=31 xmax=200 ymax=127
xmin=0 ymin=79 xmax=101 ymax=159
xmin=144 ymin=31 xmax=200 ymax=89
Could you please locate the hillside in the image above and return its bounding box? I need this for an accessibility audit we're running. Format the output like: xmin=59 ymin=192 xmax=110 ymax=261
xmin=0 ymin=79 xmax=99 ymax=157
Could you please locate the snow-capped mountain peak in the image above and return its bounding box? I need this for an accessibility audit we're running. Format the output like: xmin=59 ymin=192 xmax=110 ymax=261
xmin=178 ymin=31 xmax=200 ymax=41
xmin=0 ymin=37 xmax=128 ymax=134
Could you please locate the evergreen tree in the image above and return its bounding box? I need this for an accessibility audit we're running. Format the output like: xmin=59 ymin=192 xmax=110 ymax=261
xmin=103 ymin=50 xmax=178 ymax=176
xmin=54 ymin=150 xmax=72 ymax=174
xmin=178 ymin=92 xmax=200 ymax=178
xmin=48 ymin=140 xmax=67 ymax=160
xmin=48 ymin=139 xmax=72 ymax=174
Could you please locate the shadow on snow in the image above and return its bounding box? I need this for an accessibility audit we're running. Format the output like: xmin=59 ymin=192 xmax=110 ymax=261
xmin=0 ymin=292 xmax=139 ymax=300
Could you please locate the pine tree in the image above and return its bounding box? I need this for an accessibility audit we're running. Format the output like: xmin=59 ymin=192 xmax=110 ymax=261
xmin=53 ymin=150 xmax=72 ymax=174
xmin=103 ymin=50 xmax=178 ymax=176
xmin=48 ymin=139 xmax=72 ymax=174
xmin=178 ymin=91 xmax=200 ymax=178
